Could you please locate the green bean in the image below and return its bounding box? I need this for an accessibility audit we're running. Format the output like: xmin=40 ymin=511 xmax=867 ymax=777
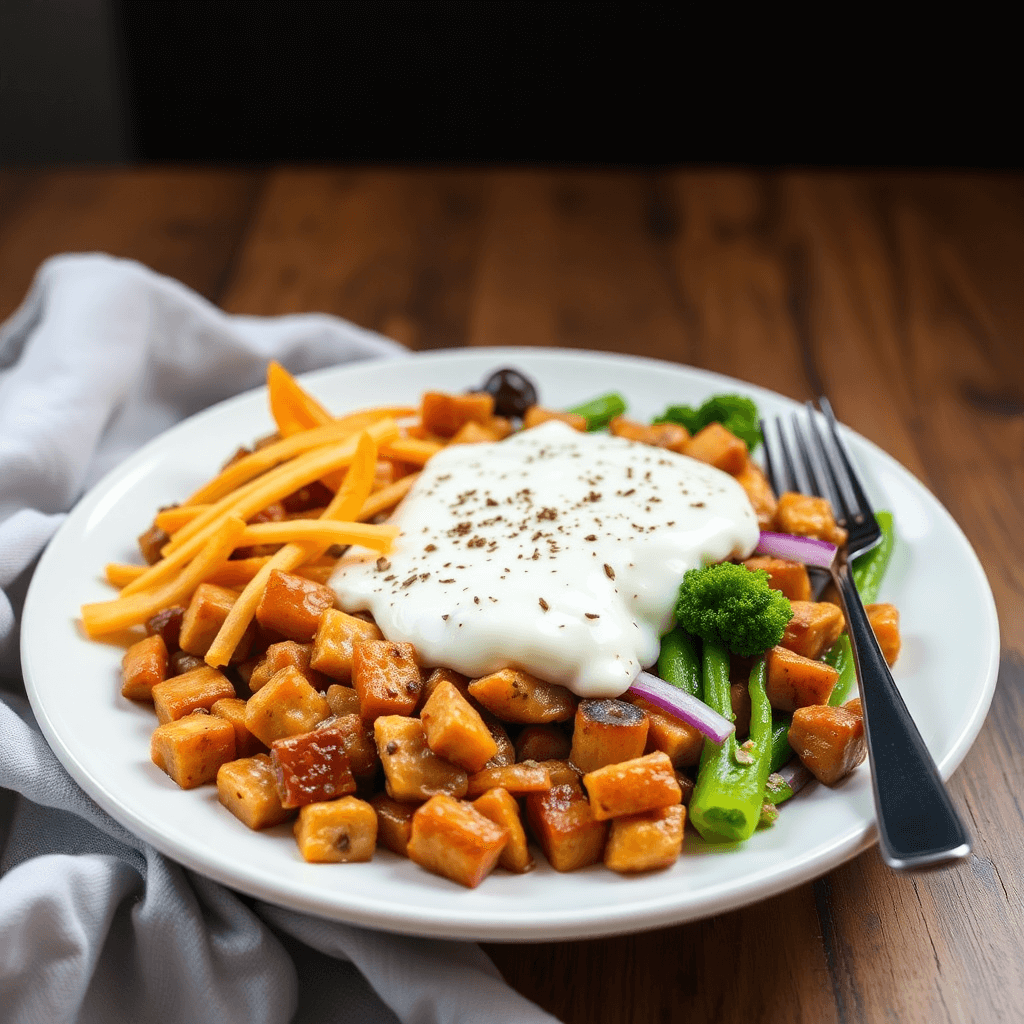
xmin=657 ymin=627 xmax=702 ymax=699
xmin=565 ymin=392 xmax=627 ymax=431
xmin=768 ymin=712 xmax=793 ymax=772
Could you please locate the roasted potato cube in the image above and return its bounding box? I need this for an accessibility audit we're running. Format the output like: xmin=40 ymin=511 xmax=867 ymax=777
xmin=466 ymin=762 xmax=552 ymax=799
xmin=244 ymin=665 xmax=331 ymax=747
xmin=766 ymin=645 xmax=839 ymax=712
xmin=420 ymin=391 xmax=495 ymax=438
xmin=217 ymin=753 xmax=293 ymax=829
xmin=145 ymin=605 xmax=185 ymax=652
xmin=515 ymin=725 xmax=571 ymax=763
xmin=250 ymin=640 xmax=328 ymax=693
xmin=151 ymin=714 xmax=236 ymax=789
xmin=351 ymin=640 xmax=421 ymax=720
xmin=179 ymin=583 xmax=251 ymax=659
xmin=485 ymin=415 xmax=513 ymax=440
xmin=310 ymin=608 xmax=384 ymax=683
xmin=604 ymin=804 xmax=685 ymax=873
xmin=742 ymin=555 xmax=811 ymax=602
xmin=473 ymin=786 xmax=534 ymax=873
xmin=421 ymin=667 xmax=473 ymax=704
xmin=685 ymin=423 xmax=748 ymax=474
xmin=522 ymin=406 xmax=587 ymax=431
xmin=325 ymin=684 xmax=362 ymax=718
xmin=294 ymin=796 xmax=377 ymax=863
xmin=630 ymin=696 xmax=703 ymax=767
xmin=608 ymin=416 xmax=690 ymax=453
xmin=151 ymin=665 xmax=236 ymax=724
xmin=421 ymin=679 xmax=498 ymax=772
xmin=782 ymin=601 xmax=846 ymax=660
xmin=866 ymin=603 xmax=901 ymax=666
xmin=270 ymin=726 xmax=356 ymax=808
xmin=255 ymin=570 xmax=336 ymax=642
xmin=468 ymin=668 xmax=576 ymax=724
xmin=331 ymin=712 xmax=380 ymax=778
xmin=583 ymin=751 xmax=682 ymax=821
xmin=533 ymin=759 xmax=582 ymax=787
xmin=481 ymin=713 xmax=516 ymax=768
xmin=788 ymin=704 xmax=866 ymax=785
xmin=733 ymin=461 xmax=778 ymax=529
xmin=375 ymin=716 xmax=468 ymax=802
xmin=448 ymin=420 xmax=500 ymax=445
xmin=211 ymin=697 xmax=266 ymax=757
xmin=121 ymin=633 xmax=168 ymax=701
xmin=525 ymin=781 xmax=608 ymax=872
xmin=407 ymin=794 xmax=508 ymax=888
xmin=370 ymin=794 xmax=418 ymax=857
xmin=169 ymin=650 xmax=206 ymax=677
xmin=138 ymin=522 xmax=170 ymax=565
xmin=775 ymin=492 xmax=848 ymax=546
xmin=569 ymin=699 xmax=649 ymax=774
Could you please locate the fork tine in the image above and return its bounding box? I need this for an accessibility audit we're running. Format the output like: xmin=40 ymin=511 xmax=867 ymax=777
xmin=819 ymin=397 xmax=874 ymax=525
xmin=759 ymin=418 xmax=784 ymax=493
xmin=803 ymin=404 xmax=854 ymax=526
xmin=776 ymin=418 xmax=803 ymax=494
xmin=791 ymin=409 xmax=829 ymax=500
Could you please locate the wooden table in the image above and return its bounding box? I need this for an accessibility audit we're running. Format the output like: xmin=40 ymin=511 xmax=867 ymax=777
xmin=2 ymin=167 xmax=1022 ymax=1023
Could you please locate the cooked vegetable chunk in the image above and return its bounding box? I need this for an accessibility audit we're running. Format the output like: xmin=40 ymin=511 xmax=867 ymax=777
xmin=468 ymin=668 xmax=577 ymax=724
xmin=180 ymin=583 xmax=251 ymax=659
xmin=569 ymin=699 xmax=649 ymax=774
xmin=685 ymin=422 xmax=748 ymax=475
xmin=244 ymin=665 xmax=331 ymax=747
xmin=765 ymin=645 xmax=839 ymax=712
xmin=629 ymin=696 xmax=704 ymax=767
xmin=121 ymin=633 xmax=168 ymax=701
xmin=787 ymin=702 xmax=866 ymax=785
xmin=583 ymin=751 xmax=682 ymax=821
xmin=515 ymin=725 xmax=572 ymax=763
xmin=421 ymin=391 xmax=495 ymax=438
xmin=217 ymin=753 xmax=293 ymax=829
xmin=742 ymin=555 xmax=811 ymax=602
xmin=604 ymin=804 xmax=685 ymax=874
xmin=374 ymin=716 xmax=468 ymax=802
xmin=271 ymin=726 xmax=356 ymax=808
xmin=866 ymin=602 xmax=901 ymax=666
xmin=775 ymin=492 xmax=848 ymax=546
xmin=522 ymin=406 xmax=587 ymax=431
xmin=324 ymin=684 xmax=362 ymax=718
xmin=407 ymin=794 xmax=508 ymax=888
xmin=310 ymin=608 xmax=384 ymax=683
xmin=294 ymin=797 xmax=377 ymax=863
xmin=255 ymin=570 xmax=336 ymax=642
xmin=420 ymin=679 xmax=498 ymax=773
xmin=151 ymin=714 xmax=236 ymax=789
xmin=211 ymin=697 xmax=266 ymax=758
xmin=525 ymin=780 xmax=608 ymax=872
xmin=781 ymin=601 xmax=846 ymax=660
xmin=370 ymin=794 xmax=417 ymax=856
xmin=733 ymin=461 xmax=778 ymax=529
xmin=352 ymin=639 xmax=422 ymax=720
xmin=465 ymin=762 xmax=552 ymax=799
xmin=151 ymin=665 xmax=236 ymax=724
xmin=145 ymin=605 xmax=185 ymax=652
xmin=331 ymin=712 xmax=380 ymax=778
xmin=473 ymin=786 xmax=534 ymax=873
xmin=249 ymin=640 xmax=328 ymax=693
xmin=608 ymin=416 xmax=689 ymax=453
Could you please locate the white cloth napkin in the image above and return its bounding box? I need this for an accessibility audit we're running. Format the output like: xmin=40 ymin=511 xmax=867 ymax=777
xmin=0 ymin=254 xmax=560 ymax=1024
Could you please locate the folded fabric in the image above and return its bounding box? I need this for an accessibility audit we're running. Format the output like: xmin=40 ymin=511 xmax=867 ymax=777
xmin=0 ymin=254 xmax=559 ymax=1024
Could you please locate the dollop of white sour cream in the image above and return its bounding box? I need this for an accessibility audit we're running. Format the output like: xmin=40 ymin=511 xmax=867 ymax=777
xmin=330 ymin=421 xmax=759 ymax=699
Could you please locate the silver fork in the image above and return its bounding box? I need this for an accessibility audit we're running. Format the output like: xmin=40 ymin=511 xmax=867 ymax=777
xmin=761 ymin=398 xmax=971 ymax=871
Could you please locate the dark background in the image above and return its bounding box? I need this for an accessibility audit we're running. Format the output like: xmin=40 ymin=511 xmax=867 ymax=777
xmin=0 ymin=0 xmax=1017 ymax=167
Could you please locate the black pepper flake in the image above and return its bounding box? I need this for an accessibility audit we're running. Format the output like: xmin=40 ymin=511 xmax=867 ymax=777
xmin=386 ymin=741 xmax=399 ymax=755
xmin=442 ymin=614 xmax=449 ymax=620
xmin=604 ymin=564 xmax=616 ymax=580
xmin=439 ymin=578 xmax=455 ymax=584
xmin=425 ymin=544 xmax=436 ymax=552
xmin=474 ymin=596 xmax=480 ymax=605
xmin=585 ymin=534 xmax=597 ymax=542
xmin=401 ymin=575 xmax=418 ymax=588
xmin=375 ymin=557 xmax=391 ymax=572
xmin=585 ymin=613 xmax=600 ymax=619
xmin=539 ymin=598 xmax=549 ymax=611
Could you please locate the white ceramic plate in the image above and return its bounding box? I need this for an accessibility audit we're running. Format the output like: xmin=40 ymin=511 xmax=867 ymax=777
xmin=22 ymin=348 xmax=999 ymax=941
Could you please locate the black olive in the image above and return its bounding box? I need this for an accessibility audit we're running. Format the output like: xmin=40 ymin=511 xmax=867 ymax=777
xmin=477 ymin=367 xmax=538 ymax=419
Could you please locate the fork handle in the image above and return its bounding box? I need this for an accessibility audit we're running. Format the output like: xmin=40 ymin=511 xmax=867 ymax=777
xmin=832 ymin=565 xmax=972 ymax=870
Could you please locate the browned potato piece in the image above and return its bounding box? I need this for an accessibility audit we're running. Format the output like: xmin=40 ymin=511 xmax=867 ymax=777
xmin=138 ymin=522 xmax=170 ymax=565
xmin=255 ymin=570 xmax=336 ymax=642
xmin=421 ymin=667 xmax=473 ymax=704
xmin=604 ymin=804 xmax=685 ymax=873
xmin=569 ymin=699 xmax=649 ymax=774
xmin=466 ymin=762 xmax=552 ymax=799
xmin=211 ymin=697 xmax=266 ymax=758
xmin=249 ymin=640 xmax=327 ymax=693
xmin=866 ymin=603 xmax=901 ymax=666
xmin=151 ymin=666 xmax=236 ymax=724
xmin=485 ymin=416 xmax=513 ymax=440
xmin=151 ymin=714 xmax=236 ymax=789
xmin=522 ymin=406 xmax=587 ymax=431
xmin=145 ymin=605 xmax=185 ymax=652
xmin=525 ymin=780 xmax=608 ymax=872
xmin=733 ymin=461 xmax=778 ymax=529
xmin=609 ymin=416 xmax=689 ymax=453
xmin=685 ymin=423 xmax=748 ymax=475
xmin=473 ymin=786 xmax=534 ymax=873
xmin=331 ymin=712 xmax=380 ymax=778
xmin=375 ymin=716 xmax=468 ymax=802
xmin=407 ymin=794 xmax=508 ymax=888
xmin=244 ymin=665 xmax=331 ymax=747
xmin=788 ymin=704 xmax=866 ymax=785
xmin=742 ymin=555 xmax=811 ymax=602
xmin=271 ymin=726 xmax=356 ymax=808
xmin=515 ymin=725 xmax=571 ymax=763
xmin=533 ymin=759 xmax=582 ymax=787
xmin=294 ymin=797 xmax=377 ymax=863
xmin=449 ymin=420 xmax=501 ymax=445
xmin=169 ymin=651 xmax=206 ymax=677
xmin=583 ymin=751 xmax=682 ymax=821
xmin=782 ymin=601 xmax=846 ymax=660
xmin=481 ymin=713 xmax=516 ymax=768
xmin=775 ymin=492 xmax=848 ymax=546
xmin=121 ymin=633 xmax=168 ymax=701
xmin=370 ymin=794 xmax=418 ymax=857
xmin=675 ymin=771 xmax=695 ymax=806
xmin=310 ymin=608 xmax=384 ymax=683
xmin=421 ymin=679 xmax=498 ymax=773
xmin=421 ymin=391 xmax=495 ymax=438
xmin=179 ymin=583 xmax=249 ymax=659
xmin=468 ymin=668 xmax=576 ymax=724
xmin=630 ymin=696 xmax=703 ymax=767
xmin=352 ymin=640 xmax=422 ymax=720
xmin=217 ymin=753 xmax=293 ymax=829
xmin=325 ymin=684 xmax=361 ymax=718
xmin=766 ymin=645 xmax=839 ymax=712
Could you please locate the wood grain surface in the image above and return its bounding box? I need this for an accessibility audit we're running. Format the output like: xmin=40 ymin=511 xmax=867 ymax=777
xmin=2 ymin=167 xmax=1021 ymax=1023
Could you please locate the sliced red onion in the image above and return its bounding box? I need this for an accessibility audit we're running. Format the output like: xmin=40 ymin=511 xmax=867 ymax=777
xmin=755 ymin=531 xmax=837 ymax=569
xmin=627 ymin=671 xmax=735 ymax=744
xmin=776 ymin=761 xmax=813 ymax=795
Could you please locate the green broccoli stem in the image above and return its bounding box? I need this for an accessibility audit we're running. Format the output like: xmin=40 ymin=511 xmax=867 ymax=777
xmin=690 ymin=646 xmax=772 ymax=843
xmin=657 ymin=627 xmax=702 ymax=699
xmin=565 ymin=392 xmax=627 ymax=431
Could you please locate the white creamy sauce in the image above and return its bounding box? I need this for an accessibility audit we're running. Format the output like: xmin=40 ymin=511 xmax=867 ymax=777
xmin=330 ymin=421 xmax=759 ymax=699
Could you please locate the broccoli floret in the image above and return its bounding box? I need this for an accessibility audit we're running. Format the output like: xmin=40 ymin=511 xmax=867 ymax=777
xmin=675 ymin=563 xmax=792 ymax=657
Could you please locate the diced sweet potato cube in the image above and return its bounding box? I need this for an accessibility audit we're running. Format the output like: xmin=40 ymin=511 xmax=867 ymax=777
xmin=370 ymin=794 xmax=418 ymax=856
xmin=420 ymin=391 xmax=495 ymax=438
xmin=331 ymin=712 xmax=380 ymax=777
xmin=766 ymin=645 xmax=839 ymax=712
xmin=407 ymin=794 xmax=508 ymax=887
xmin=844 ymin=697 xmax=863 ymax=718
xmin=775 ymin=492 xmax=847 ymax=546
xmin=866 ymin=603 xmax=901 ymax=666
xmin=522 ymin=406 xmax=587 ymax=431
xmin=515 ymin=725 xmax=571 ymax=763
xmin=352 ymin=640 xmax=422 ymax=720
xmin=604 ymin=804 xmax=685 ymax=873
xmin=485 ymin=416 xmax=513 ymax=440
xmin=474 ymin=787 xmax=534 ymax=873
xmin=151 ymin=665 xmax=236 ymax=724
xmin=534 ymin=759 xmax=582 ymax=787
xmin=325 ymin=684 xmax=362 ymax=718
xmin=569 ymin=699 xmax=649 ymax=774
xmin=583 ymin=751 xmax=682 ymax=821
xmin=217 ymin=753 xmax=293 ymax=829
xmin=169 ymin=650 xmax=206 ymax=676
xmin=255 ymin=570 xmax=336 ymax=642
xmin=211 ymin=697 xmax=266 ymax=757
xmin=481 ymin=712 xmax=516 ymax=767
xmin=685 ymin=423 xmax=748 ymax=474
xmin=121 ymin=633 xmax=168 ymax=701
xmin=630 ymin=696 xmax=704 ymax=767
xmin=468 ymin=668 xmax=577 ymax=724
xmin=151 ymin=714 xmax=236 ymax=789
xmin=270 ymin=726 xmax=356 ymax=808
xmin=375 ymin=716 xmax=468 ymax=802
xmin=421 ymin=667 xmax=472 ymax=704
xmin=734 ymin=461 xmax=778 ymax=529
xmin=244 ymin=665 xmax=331 ymax=747
xmin=310 ymin=608 xmax=384 ymax=683
xmin=782 ymin=601 xmax=846 ymax=660
xmin=525 ymin=781 xmax=608 ymax=872
xmin=421 ymin=680 xmax=498 ymax=773
xmin=608 ymin=416 xmax=689 ymax=453
xmin=788 ymin=704 xmax=866 ymax=785
xmin=449 ymin=420 xmax=501 ymax=445
xmin=249 ymin=640 xmax=323 ymax=693
xmin=179 ymin=583 xmax=251 ymax=659
xmin=145 ymin=605 xmax=185 ymax=652
xmin=138 ymin=522 xmax=170 ymax=565
xmin=742 ymin=555 xmax=811 ymax=602
xmin=294 ymin=796 xmax=377 ymax=863
xmin=466 ymin=762 xmax=552 ymax=799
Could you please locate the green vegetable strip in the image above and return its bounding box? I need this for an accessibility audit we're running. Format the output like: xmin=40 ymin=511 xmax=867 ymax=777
xmin=690 ymin=650 xmax=773 ymax=843
xmin=768 ymin=713 xmax=793 ymax=773
xmin=764 ymin=772 xmax=795 ymax=806
xmin=657 ymin=627 xmax=702 ymax=699
xmin=565 ymin=392 xmax=627 ymax=431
